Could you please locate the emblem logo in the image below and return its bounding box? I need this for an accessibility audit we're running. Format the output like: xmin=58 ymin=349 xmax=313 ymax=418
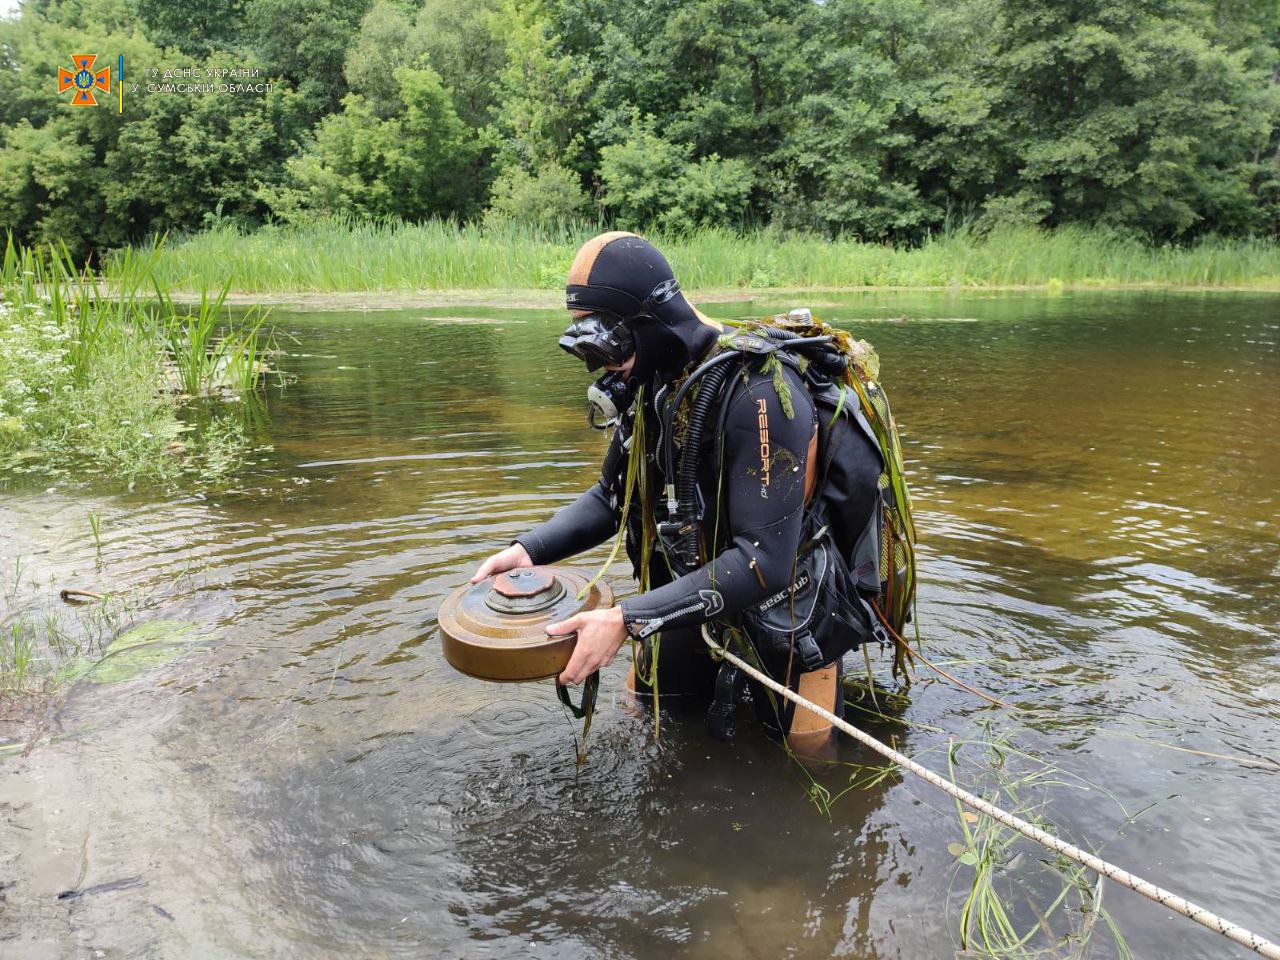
xmin=699 ymin=590 xmax=725 ymax=617
xmin=58 ymin=54 xmax=111 ymax=107
xmin=648 ymin=278 xmax=680 ymax=304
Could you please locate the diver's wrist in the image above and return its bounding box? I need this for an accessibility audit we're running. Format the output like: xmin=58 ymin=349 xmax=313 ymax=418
xmin=510 ymin=534 xmax=542 ymax=566
xmin=619 ymin=600 xmax=650 ymax=640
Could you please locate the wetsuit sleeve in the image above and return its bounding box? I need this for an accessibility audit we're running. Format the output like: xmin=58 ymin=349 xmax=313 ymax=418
xmin=512 ymin=432 xmax=623 ymax=565
xmin=619 ymin=365 xmax=815 ymax=637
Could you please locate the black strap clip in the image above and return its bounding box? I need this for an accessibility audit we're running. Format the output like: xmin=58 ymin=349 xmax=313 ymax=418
xmin=793 ymin=629 xmax=826 ymax=672
xmin=707 ymin=661 xmax=744 ymax=741
xmin=556 ymin=670 xmax=600 ymax=720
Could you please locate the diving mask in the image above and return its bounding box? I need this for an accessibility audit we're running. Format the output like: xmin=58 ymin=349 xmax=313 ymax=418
xmin=558 ymin=312 xmax=636 ymax=372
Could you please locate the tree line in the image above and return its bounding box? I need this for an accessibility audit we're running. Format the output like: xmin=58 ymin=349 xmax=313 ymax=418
xmin=2 ymin=0 xmax=1278 ymax=255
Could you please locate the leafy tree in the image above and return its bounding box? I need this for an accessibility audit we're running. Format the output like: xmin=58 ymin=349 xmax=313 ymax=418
xmin=107 ymin=85 xmax=307 ymax=236
xmin=0 ymin=118 xmax=115 ymax=248
xmin=0 ymin=3 xmax=311 ymax=252
xmin=980 ymin=0 xmax=1280 ymax=237
xmin=135 ymin=0 xmax=247 ymax=56
xmin=488 ymin=0 xmax=595 ymax=173
xmin=411 ymin=0 xmax=507 ymax=130
xmin=484 ymin=161 xmax=592 ymax=227
xmin=2 ymin=0 xmax=1278 ymax=243
xmin=268 ymin=67 xmax=481 ymax=222
xmin=559 ymin=0 xmax=815 ymax=219
xmin=245 ymin=0 xmax=370 ymax=115
xmin=777 ymin=0 xmax=936 ymax=238
xmin=344 ymin=1 xmax=417 ymax=119
xmin=599 ymin=117 xmax=753 ymax=230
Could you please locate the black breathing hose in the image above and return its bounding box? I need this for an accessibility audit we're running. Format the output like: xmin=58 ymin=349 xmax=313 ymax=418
xmin=665 ymin=331 xmax=840 ymax=493
xmin=759 ymin=329 xmax=849 ymax=379
xmin=675 ymin=361 xmax=731 ymax=527
xmin=662 ymin=349 xmax=741 ymax=485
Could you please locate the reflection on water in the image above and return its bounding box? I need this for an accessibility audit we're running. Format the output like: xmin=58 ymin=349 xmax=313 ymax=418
xmin=2 ymin=290 xmax=1278 ymax=958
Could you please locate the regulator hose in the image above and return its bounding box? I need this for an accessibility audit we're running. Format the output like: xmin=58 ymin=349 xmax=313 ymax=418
xmin=660 ymin=334 xmax=832 ymax=484
xmin=661 ymin=349 xmax=741 ymax=492
xmin=758 ymin=327 xmax=849 ymax=380
xmin=675 ymin=361 xmax=730 ymax=528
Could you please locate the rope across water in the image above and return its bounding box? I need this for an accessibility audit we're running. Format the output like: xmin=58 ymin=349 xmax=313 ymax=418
xmin=700 ymin=627 xmax=1280 ymax=960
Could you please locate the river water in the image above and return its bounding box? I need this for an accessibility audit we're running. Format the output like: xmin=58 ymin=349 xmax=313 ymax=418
xmin=1 ymin=290 xmax=1277 ymax=959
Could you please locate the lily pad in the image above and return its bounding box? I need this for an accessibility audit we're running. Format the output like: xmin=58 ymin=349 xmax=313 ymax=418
xmin=948 ymin=842 xmax=979 ymax=866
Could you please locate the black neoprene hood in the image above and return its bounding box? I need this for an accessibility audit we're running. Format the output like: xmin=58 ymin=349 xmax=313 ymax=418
xmin=564 ymin=232 xmax=720 ymax=383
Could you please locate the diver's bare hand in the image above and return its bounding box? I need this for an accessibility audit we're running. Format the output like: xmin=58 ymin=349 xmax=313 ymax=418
xmin=470 ymin=543 xmax=533 ymax=583
xmin=549 ymin=607 xmax=628 ymax=685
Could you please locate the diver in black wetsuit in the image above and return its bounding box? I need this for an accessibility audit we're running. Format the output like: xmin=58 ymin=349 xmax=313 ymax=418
xmin=472 ymin=232 xmax=867 ymax=748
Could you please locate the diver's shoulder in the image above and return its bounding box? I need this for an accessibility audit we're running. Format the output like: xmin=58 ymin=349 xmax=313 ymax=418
xmin=721 ymin=358 xmax=815 ymax=419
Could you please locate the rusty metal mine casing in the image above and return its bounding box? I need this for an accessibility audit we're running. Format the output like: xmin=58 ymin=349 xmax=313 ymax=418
xmin=438 ymin=567 xmax=613 ymax=682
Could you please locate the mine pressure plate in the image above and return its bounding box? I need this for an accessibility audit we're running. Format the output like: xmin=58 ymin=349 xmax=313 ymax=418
xmin=438 ymin=566 xmax=613 ymax=682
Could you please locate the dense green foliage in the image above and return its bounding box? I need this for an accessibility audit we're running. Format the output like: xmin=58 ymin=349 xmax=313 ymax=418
xmin=2 ymin=0 xmax=1278 ymax=254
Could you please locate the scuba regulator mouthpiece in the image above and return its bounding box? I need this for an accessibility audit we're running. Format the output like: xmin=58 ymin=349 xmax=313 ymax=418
xmin=558 ymin=311 xmax=636 ymax=372
xmin=586 ymin=369 xmax=635 ymax=429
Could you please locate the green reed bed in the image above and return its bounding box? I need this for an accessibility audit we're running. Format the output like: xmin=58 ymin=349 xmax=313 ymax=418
xmin=142 ymin=219 xmax=1280 ymax=292
xmin=0 ymin=238 xmax=273 ymax=486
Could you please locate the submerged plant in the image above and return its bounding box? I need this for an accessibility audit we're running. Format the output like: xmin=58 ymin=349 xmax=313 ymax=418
xmin=942 ymin=723 xmax=1133 ymax=960
xmin=0 ymin=589 xmax=135 ymax=711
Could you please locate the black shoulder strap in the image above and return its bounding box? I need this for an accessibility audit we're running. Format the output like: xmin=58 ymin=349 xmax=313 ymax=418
xmin=811 ymin=384 xmax=885 ymax=503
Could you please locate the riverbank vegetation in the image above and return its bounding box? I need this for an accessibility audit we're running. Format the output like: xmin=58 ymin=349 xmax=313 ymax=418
xmin=0 ymin=240 xmax=273 ymax=487
xmin=145 ymin=221 xmax=1280 ymax=293
xmin=2 ymin=0 xmax=1277 ymax=257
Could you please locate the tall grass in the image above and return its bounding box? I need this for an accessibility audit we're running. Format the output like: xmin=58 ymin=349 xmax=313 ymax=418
xmin=140 ymin=219 xmax=1280 ymax=292
xmin=151 ymin=283 xmax=268 ymax=397
xmin=1 ymin=237 xmax=273 ymax=485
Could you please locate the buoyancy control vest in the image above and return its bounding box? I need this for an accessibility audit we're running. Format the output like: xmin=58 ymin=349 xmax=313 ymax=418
xmin=661 ymin=309 xmax=918 ymax=675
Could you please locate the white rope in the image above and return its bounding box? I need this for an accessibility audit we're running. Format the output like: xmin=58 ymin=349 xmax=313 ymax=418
xmin=701 ymin=627 xmax=1280 ymax=960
